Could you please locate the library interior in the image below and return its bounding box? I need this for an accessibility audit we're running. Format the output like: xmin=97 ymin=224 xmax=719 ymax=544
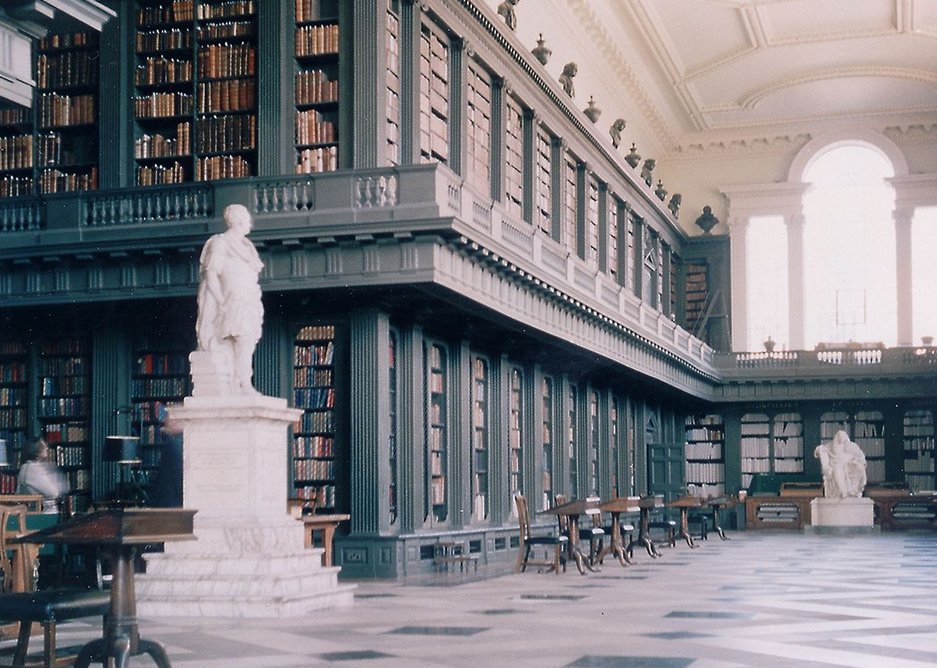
xmin=0 ymin=0 xmax=936 ymax=666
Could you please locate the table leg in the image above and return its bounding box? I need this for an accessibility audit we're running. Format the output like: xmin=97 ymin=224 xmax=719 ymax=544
xmin=566 ymin=516 xmax=586 ymax=575
xmin=678 ymin=508 xmax=696 ymax=548
xmin=712 ymin=507 xmax=729 ymax=540
xmin=629 ymin=508 xmax=660 ymax=558
xmin=609 ymin=513 xmax=632 ymax=566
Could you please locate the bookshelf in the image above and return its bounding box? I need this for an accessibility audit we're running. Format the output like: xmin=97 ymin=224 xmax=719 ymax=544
xmin=684 ymin=414 xmax=725 ymax=498
xmin=37 ymin=339 xmax=91 ymax=513
xmin=541 ymin=376 xmax=554 ymax=511
xmin=36 ymin=31 xmax=100 ymax=194
xmin=771 ymin=412 xmax=804 ymax=475
xmin=294 ymin=0 xmax=340 ymax=174
xmin=292 ymin=324 xmax=337 ymax=512
xmin=568 ymin=384 xmax=578 ymax=499
xmin=0 ymin=341 xmax=29 ymax=493
xmin=510 ymin=368 xmax=524 ymax=499
xmin=471 ymin=356 xmax=488 ymax=521
xmin=740 ymin=412 xmax=770 ymax=490
xmin=902 ymin=409 xmax=935 ymax=493
xmin=684 ymin=261 xmax=708 ymax=335
xmin=427 ymin=343 xmax=447 ymax=522
xmin=0 ymin=105 xmax=34 ymax=197
xmin=133 ymin=0 xmax=257 ymax=185
xmin=387 ymin=330 xmax=398 ymax=525
xmin=587 ymin=390 xmax=598 ymax=494
xmin=130 ymin=339 xmax=191 ymax=486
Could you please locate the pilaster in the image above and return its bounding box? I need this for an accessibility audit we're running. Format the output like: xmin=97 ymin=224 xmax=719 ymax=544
xmin=351 ymin=0 xmax=385 ymax=168
xmin=397 ymin=324 xmax=424 ymax=532
xmin=257 ymin=1 xmax=291 ymax=175
xmin=894 ymin=206 xmax=915 ymax=346
xmin=728 ymin=216 xmax=749 ymax=351
xmin=785 ymin=211 xmax=806 ymax=350
xmin=632 ymin=214 xmax=644 ymax=300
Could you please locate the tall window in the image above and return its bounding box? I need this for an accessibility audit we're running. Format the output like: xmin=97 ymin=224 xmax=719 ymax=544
xmin=419 ymin=23 xmax=449 ymax=165
xmin=563 ymin=155 xmax=578 ymax=253
xmin=608 ymin=196 xmax=619 ymax=283
xmin=535 ymin=126 xmax=553 ymax=235
xmin=471 ymin=356 xmax=489 ymax=521
xmin=912 ymin=207 xmax=937 ymax=343
xmin=509 ymin=367 xmax=523 ymax=497
xmin=504 ymin=98 xmax=523 ymax=216
xmin=746 ymin=215 xmax=789 ymax=349
xmin=803 ymin=144 xmax=896 ymax=346
xmin=385 ymin=2 xmax=400 ymax=166
xmin=541 ymin=376 xmax=554 ymax=511
xmin=585 ymin=178 xmax=599 ymax=265
xmin=465 ymin=62 xmax=491 ymax=195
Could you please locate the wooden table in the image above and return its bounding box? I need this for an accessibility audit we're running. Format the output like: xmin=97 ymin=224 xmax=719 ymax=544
xmin=705 ymin=495 xmax=736 ymax=540
xmin=13 ymin=508 xmax=196 ymax=668
xmin=628 ymin=495 xmax=665 ymax=558
xmin=667 ymin=495 xmax=703 ymax=548
xmin=596 ymin=496 xmax=640 ymax=566
xmin=539 ymin=497 xmax=602 ymax=574
xmin=300 ymin=513 xmax=350 ymax=567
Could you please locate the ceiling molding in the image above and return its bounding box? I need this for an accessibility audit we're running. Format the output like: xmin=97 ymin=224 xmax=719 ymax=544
xmin=671 ymin=133 xmax=812 ymax=160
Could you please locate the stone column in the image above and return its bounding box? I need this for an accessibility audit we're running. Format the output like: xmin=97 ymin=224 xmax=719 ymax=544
xmin=785 ymin=210 xmax=806 ymax=350
xmin=727 ymin=215 xmax=749 ymax=352
xmin=894 ymin=206 xmax=915 ymax=346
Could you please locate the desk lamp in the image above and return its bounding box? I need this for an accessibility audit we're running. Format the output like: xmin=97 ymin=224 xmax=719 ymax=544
xmin=104 ymin=436 xmax=142 ymax=506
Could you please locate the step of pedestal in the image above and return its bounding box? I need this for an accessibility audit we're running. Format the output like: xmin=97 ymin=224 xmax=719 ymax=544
xmin=137 ymin=583 xmax=355 ymax=618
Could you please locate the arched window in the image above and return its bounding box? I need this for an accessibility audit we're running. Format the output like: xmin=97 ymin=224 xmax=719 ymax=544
xmin=802 ymin=144 xmax=896 ymax=346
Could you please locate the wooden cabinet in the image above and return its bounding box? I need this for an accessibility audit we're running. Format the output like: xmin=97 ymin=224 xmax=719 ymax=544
xmin=0 ymin=341 xmax=29 ymax=492
xmin=294 ymin=0 xmax=339 ymax=173
xmin=427 ymin=342 xmax=447 ymax=522
xmin=902 ymin=409 xmax=935 ymax=493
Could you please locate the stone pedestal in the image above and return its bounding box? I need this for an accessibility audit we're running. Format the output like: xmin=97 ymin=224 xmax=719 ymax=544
xmin=137 ymin=394 xmax=355 ymax=617
xmin=808 ymin=497 xmax=876 ymax=534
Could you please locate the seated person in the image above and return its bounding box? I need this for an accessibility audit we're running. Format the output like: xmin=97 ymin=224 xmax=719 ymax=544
xmin=16 ymin=437 xmax=69 ymax=515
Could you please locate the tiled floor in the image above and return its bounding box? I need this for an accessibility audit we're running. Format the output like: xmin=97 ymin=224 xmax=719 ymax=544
xmin=6 ymin=531 xmax=937 ymax=666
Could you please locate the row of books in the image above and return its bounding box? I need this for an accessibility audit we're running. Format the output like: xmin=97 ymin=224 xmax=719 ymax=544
xmin=295 ymin=0 xmax=333 ymax=23
xmin=0 ymin=177 xmax=30 ymax=197
xmin=904 ymin=451 xmax=934 ymax=473
xmin=0 ymin=136 xmax=31 ymax=170
xmin=197 ymin=43 xmax=256 ymax=79
xmin=0 ymin=343 xmax=26 ymax=355
xmin=135 ymin=352 xmax=189 ymax=375
xmin=131 ymin=377 xmax=188 ymax=398
xmin=686 ymin=482 xmax=724 ymax=499
xmin=296 ymin=325 xmax=335 ymax=341
xmin=294 ymin=483 xmax=335 ymax=508
xmin=294 ymin=341 xmax=334 ymax=366
xmin=295 ymin=69 xmax=339 ymax=105
xmin=0 ymin=474 xmax=17 ymax=494
xmin=0 ymin=108 xmax=29 ymax=126
xmin=134 ymin=91 xmax=194 ymax=119
xmin=195 ymin=114 xmax=255 ymax=152
xmin=136 ymin=57 xmax=193 ymax=86
xmin=138 ymin=162 xmax=187 ymax=185
xmin=774 ymin=440 xmax=803 ymax=458
xmin=38 ymin=93 xmax=96 ymax=128
xmin=0 ymin=387 xmax=26 ymax=403
xmin=855 ymin=438 xmax=886 ymax=457
xmin=38 ymin=397 xmax=90 ymax=416
xmin=686 ymin=442 xmax=722 ymax=460
xmin=53 ymin=445 xmax=88 ymax=467
xmin=39 ymin=375 xmax=87 ymax=395
xmin=292 ymin=458 xmax=335 ymax=482
xmin=774 ymin=459 xmax=803 ymax=473
xmin=296 ymin=146 xmax=338 ymax=173
xmin=686 ymin=461 xmax=724 ymax=484
xmin=294 ymin=409 xmax=334 ymax=434
xmin=293 ymin=435 xmax=333 ymax=458
xmin=198 ymin=1 xmax=256 ymax=20
xmin=39 ymin=32 xmax=96 ymax=51
xmin=137 ymin=2 xmax=194 ymax=26
xmin=740 ymin=439 xmax=770 ymax=457
xmin=197 ymin=78 xmax=255 ymax=113
xmin=44 ymin=422 xmax=89 ymax=442
xmin=136 ymin=29 xmax=194 ymax=54
xmin=195 ymin=154 xmax=251 ymax=180
xmin=294 ymin=387 xmax=336 ymax=409
xmin=37 ymin=52 xmax=99 ymax=89
xmin=295 ymin=24 xmax=339 ymax=57
xmin=686 ymin=427 xmax=724 ymax=442
xmin=198 ymin=20 xmax=255 ymax=41
xmin=904 ymin=437 xmax=936 ymax=451
xmin=293 ymin=367 xmax=332 ymax=387
xmin=135 ymin=126 xmax=191 ymax=159
xmin=65 ymin=469 xmax=91 ymax=490
xmin=0 ymin=410 xmax=26 ymax=428
xmin=38 ymin=355 xmax=88 ymax=376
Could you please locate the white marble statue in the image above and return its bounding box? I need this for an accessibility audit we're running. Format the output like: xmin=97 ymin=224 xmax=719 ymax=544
xmin=814 ymin=430 xmax=867 ymax=499
xmin=195 ymin=203 xmax=264 ymax=395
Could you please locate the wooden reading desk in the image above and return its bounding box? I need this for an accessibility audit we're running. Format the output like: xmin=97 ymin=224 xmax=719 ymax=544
xmin=300 ymin=513 xmax=350 ymax=567
xmin=13 ymin=508 xmax=196 ymax=668
xmin=667 ymin=495 xmax=702 ymax=548
xmin=596 ymin=496 xmax=640 ymax=566
xmin=539 ymin=497 xmax=601 ymax=574
xmin=628 ymin=495 xmax=665 ymax=558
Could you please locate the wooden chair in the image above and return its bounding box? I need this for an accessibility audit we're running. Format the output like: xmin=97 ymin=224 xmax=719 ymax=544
xmin=514 ymin=494 xmax=566 ymax=574
xmin=0 ymin=508 xmax=110 ymax=668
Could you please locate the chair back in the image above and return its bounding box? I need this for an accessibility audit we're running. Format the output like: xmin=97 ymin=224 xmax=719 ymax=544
xmin=553 ymin=494 xmax=568 ymax=534
xmin=0 ymin=505 xmax=37 ymax=593
xmin=514 ymin=494 xmax=532 ymax=541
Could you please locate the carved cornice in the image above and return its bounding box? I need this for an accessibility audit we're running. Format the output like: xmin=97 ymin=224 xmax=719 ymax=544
xmin=671 ymin=133 xmax=812 ymax=160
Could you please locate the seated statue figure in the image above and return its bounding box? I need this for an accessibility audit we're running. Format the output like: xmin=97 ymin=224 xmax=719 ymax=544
xmin=814 ymin=430 xmax=867 ymax=499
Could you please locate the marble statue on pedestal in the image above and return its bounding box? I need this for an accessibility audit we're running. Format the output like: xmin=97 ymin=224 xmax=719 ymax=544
xmin=815 ymin=430 xmax=868 ymax=499
xmin=195 ymin=203 xmax=264 ymax=395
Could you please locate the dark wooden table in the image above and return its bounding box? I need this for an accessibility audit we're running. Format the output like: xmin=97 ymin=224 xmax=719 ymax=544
xmin=705 ymin=495 xmax=736 ymax=540
xmin=300 ymin=513 xmax=350 ymax=567
xmin=539 ymin=497 xmax=602 ymax=574
xmin=14 ymin=508 xmax=196 ymax=668
xmin=667 ymin=495 xmax=703 ymax=548
xmin=596 ymin=496 xmax=640 ymax=566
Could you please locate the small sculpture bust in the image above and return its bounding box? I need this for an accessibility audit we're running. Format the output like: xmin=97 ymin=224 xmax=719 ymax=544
xmin=195 ymin=203 xmax=264 ymax=395
xmin=694 ymin=205 xmax=719 ymax=234
xmin=814 ymin=430 xmax=868 ymax=499
xmin=497 ymin=0 xmax=519 ymax=31
xmin=609 ymin=118 xmax=626 ymax=148
xmin=640 ymin=158 xmax=656 ymax=186
xmin=668 ymin=193 xmax=682 ymax=218
xmin=559 ymin=62 xmax=577 ymax=98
